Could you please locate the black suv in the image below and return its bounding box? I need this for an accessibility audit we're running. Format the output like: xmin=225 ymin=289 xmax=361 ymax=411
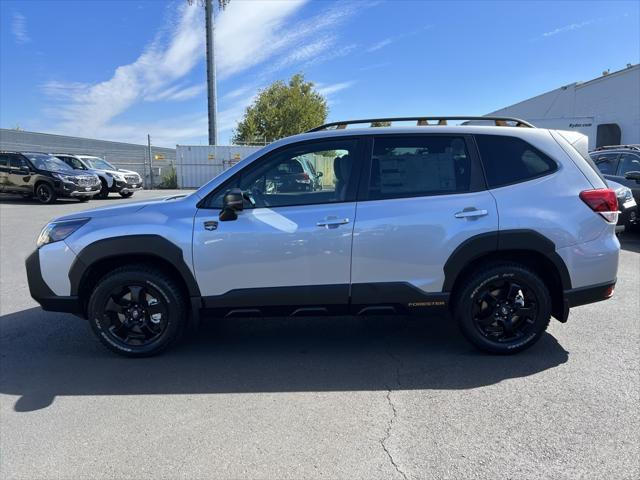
xmin=591 ymin=145 xmax=640 ymax=230
xmin=0 ymin=151 xmax=101 ymax=203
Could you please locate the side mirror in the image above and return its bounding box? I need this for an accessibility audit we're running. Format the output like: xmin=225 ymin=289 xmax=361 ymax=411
xmin=316 ymin=171 xmax=323 ymax=178
xmin=223 ymin=188 xmax=244 ymax=211
xmin=19 ymin=166 xmax=30 ymax=174
xmin=219 ymin=188 xmax=243 ymax=222
xmin=624 ymin=171 xmax=640 ymax=182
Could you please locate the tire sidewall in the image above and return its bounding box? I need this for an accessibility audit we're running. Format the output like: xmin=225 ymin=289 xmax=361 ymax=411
xmin=36 ymin=183 xmax=56 ymax=204
xmin=456 ymin=266 xmax=551 ymax=354
xmin=88 ymin=270 xmax=184 ymax=356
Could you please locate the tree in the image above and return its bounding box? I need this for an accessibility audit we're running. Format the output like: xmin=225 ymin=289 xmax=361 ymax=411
xmin=232 ymin=74 xmax=328 ymax=144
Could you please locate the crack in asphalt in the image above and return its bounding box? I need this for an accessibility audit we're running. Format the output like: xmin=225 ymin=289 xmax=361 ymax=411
xmin=381 ymin=343 xmax=409 ymax=480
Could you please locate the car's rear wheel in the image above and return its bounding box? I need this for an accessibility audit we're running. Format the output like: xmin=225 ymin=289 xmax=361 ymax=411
xmin=35 ymin=183 xmax=56 ymax=204
xmin=87 ymin=266 xmax=187 ymax=357
xmin=454 ymin=263 xmax=551 ymax=354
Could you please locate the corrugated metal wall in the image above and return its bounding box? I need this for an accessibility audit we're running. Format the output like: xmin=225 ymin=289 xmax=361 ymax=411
xmin=0 ymin=129 xmax=176 ymax=187
xmin=176 ymin=145 xmax=261 ymax=189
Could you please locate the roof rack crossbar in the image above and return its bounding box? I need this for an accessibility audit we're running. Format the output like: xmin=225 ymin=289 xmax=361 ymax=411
xmin=594 ymin=145 xmax=640 ymax=152
xmin=307 ymin=116 xmax=535 ymax=132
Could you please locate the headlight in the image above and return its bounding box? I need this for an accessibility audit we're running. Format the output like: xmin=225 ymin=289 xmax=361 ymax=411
xmin=36 ymin=218 xmax=90 ymax=248
xmin=112 ymin=172 xmax=125 ymax=181
xmin=52 ymin=172 xmax=75 ymax=183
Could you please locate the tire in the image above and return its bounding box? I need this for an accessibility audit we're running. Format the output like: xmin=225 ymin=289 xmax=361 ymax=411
xmin=87 ymin=265 xmax=187 ymax=357
xmin=78 ymin=196 xmax=90 ymax=202
xmin=35 ymin=182 xmax=57 ymax=204
xmin=97 ymin=180 xmax=109 ymax=199
xmin=119 ymin=191 xmax=134 ymax=198
xmin=453 ymin=263 xmax=551 ymax=354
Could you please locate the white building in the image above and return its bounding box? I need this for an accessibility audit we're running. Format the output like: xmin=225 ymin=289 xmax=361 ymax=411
xmin=489 ymin=64 xmax=639 ymax=149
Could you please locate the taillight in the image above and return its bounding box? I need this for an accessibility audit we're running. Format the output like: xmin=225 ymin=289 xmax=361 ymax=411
xmin=295 ymin=173 xmax=311 ymax=184
xmin=579 ymin=189 xmax=619 ymax=222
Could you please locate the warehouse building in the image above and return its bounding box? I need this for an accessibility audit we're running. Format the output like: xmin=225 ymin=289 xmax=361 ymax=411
xmin=0 ymin=128 xmax=176 ymax=187
xmin=488 ymin=64 xmax=639 ymax=149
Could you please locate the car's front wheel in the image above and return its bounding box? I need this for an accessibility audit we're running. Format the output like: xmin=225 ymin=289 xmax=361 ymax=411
xmin=35 ymin=183 xmax=56 ymax=204
xmin=97 ymin=180 xmax=109 ymax=199
xmin=119 ymin=191 xmax=134 ymax=198
xmin=454 ymin=263 xmax=551 ymax=354
xmin=87 ymin=266 xmax=187 ymax=357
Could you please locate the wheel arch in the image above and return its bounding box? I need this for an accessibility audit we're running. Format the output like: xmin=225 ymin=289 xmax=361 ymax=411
xmin=69 ymin=235 xmax=201 ymax=314
xmin=444 ymin=230 xmax=572 ymax=321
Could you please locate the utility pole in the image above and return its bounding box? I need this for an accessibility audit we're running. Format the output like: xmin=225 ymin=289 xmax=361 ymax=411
xmin=147 ymin=134 xmax=154 ymax=189
xmin=205 ymin=0 xmax=217 ymax=146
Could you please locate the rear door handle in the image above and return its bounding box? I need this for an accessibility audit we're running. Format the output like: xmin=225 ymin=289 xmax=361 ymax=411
xmin=317 ymin=217 xmax=350 ymax=228
xmin=454 ymin=208 xmax=488 ymax=219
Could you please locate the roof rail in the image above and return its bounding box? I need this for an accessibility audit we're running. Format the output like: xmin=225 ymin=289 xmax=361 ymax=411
xmin=594 ymin=144 xmax=640 ymax=152
xmin=307 ymin=116 xmax=535 ymax=132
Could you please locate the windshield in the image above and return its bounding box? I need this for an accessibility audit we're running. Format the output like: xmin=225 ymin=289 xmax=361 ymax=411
xmin=24 ymin=153 xmax=73 ymax=172
xmin=66 ymin=157 xmax=87 ymax=169
xmin=82 ymin=157 xmax=116 ymax=170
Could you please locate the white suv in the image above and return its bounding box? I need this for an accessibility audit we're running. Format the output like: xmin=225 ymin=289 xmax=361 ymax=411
xmin=26 ymin=117 xmax=620 ymax=357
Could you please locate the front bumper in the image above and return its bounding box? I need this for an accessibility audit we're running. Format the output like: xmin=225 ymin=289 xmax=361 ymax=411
xmin=57 ymin=182 xmax=101 ymax=198
xmin=111 ymin=180 xmax=143 ymax=193
xmin=25 ymin=250 xmax=83 ymax=315
xmin=617 ymin=199 xmax=637 ymax=232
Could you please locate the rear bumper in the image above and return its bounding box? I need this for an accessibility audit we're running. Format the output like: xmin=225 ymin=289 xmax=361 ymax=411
xmin=25 ymin=250 xmax=83 ymax=315
xmin=565 ymin=279 xmax=617 ymax=308
xmin=557 ymin=279 xmax=617 ymax=322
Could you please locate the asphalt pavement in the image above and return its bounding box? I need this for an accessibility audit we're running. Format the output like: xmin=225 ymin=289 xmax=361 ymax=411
xmin=1 ymin=190 xmax=638 ymax=479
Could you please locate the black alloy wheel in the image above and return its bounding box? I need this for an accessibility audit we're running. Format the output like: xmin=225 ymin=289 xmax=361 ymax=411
xmin=35 ymin=183 xmax=56 ymax=204
xmin=471 ymin=278 xmax=538 ymax=343
xmin=87 ymin=266 xmax=186 ymax=356
xmin=454 ymin=263 xmax=551 ymax=354
xmin=102 ymin=284 xmax=169 ymax=347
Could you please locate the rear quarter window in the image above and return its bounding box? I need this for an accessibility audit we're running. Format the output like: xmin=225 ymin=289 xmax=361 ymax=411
xmin=475 ymin=135 xmax=557 ymax=188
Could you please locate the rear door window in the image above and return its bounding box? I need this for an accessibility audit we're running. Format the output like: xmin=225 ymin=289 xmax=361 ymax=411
xmin=475 ymin=135 xmax=557 ymax=188
xmin=367 ymin=135 xmax=472 ymax=199
xmin=617 ymin=153 xmax=640 ymax=176
xmin=592 ymin=153 xmax=620 ymax=175
xmin=9 ymin=155 xmax=27 ymax=169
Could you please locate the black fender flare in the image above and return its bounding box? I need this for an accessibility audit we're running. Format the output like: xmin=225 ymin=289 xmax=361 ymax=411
xmin=442 ymin=229 xmax=572 ymax=292
xmin=68 ymin=234 xmax=200 ymax=297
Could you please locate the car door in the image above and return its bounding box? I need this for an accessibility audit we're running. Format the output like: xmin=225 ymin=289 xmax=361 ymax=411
xmin=193 ymin=137 xmax=364 ymax=315
xmin=6 ymin=154 xmax=32 ymax=194
xmin=350 ymin=134 xmax=498 ymax=306
xmin=0 ymin=153 xmax=10 ymax=191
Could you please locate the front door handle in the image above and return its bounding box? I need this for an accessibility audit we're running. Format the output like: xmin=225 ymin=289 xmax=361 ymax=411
xmin=316 ymin=217 xmax=350 ymax=228
xmin=203 ymin=220 xmax=218 ymax=231
xmin=454 ymin=208 xmax=488 ymax=219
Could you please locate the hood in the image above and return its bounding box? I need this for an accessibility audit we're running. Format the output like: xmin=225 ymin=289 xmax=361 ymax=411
xmin=52 ymin=169 xmax=96 ymax=177
xmin=54 ymin=198 xmax=162 ymax=221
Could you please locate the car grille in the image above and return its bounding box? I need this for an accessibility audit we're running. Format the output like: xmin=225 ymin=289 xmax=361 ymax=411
xmin=125 ymin=174 xmax=140 ymax=184
xmin=76 ymin=176 xmax=99 ymax=187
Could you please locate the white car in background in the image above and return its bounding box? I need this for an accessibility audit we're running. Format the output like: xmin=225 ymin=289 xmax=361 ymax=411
xmin=77 ymin=155 xmax=143 ymax=199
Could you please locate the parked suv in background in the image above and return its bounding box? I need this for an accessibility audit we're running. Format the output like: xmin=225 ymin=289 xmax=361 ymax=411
xmin=0 ymin=151 xmax=100 ymax=203
xmin=591 ymin=145 xmax=640 ymax=231
xmin=73 ymin=155 xmax=143 ymax=198
xmin=26 ymin=117 xmax=619 ymax=357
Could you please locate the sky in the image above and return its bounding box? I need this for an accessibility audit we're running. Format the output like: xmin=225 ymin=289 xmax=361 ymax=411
xmin=0 ymin=0 xmax=638 ymax=147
